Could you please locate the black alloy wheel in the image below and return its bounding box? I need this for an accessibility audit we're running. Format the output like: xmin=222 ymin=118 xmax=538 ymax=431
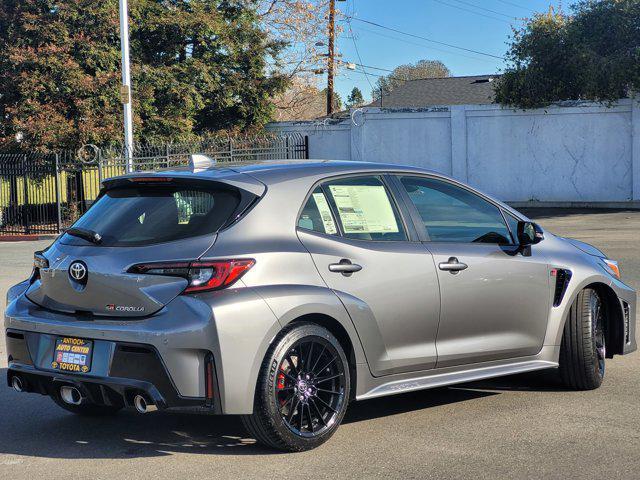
xmin=242 ymin=323 xmax=351 ymax=451
xmin=275 ymin=337 xmax=347 ymax=437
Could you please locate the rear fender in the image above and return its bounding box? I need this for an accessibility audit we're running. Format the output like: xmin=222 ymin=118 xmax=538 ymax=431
xmin=254 ymin=284 xmax=367 ymax=365
xmin=249 ymin=284 xmax=369 ymax=401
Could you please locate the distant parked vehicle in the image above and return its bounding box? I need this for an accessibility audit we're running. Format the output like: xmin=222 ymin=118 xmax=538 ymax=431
xmin=5 ymin=158 xmax=636 ymax=451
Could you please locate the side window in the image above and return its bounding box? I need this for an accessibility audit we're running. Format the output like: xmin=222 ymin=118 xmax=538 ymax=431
xmin=322 ymin=176 xmax=407 ymax=241
xmin=399 ymin=176 xmax=512 ymax=244
xmin=298 ymin=187 xmax=338 ymax=235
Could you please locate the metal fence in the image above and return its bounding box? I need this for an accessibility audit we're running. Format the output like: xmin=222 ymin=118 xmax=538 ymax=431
xmin=0 ymin=133 xmax=308 ymax=235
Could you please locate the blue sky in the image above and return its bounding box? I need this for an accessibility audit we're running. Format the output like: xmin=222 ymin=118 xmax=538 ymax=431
xmin=333 ymin=0 xmax=561 ymax=102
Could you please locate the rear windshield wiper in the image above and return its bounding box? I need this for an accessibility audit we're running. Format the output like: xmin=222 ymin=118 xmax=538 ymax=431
xmin=65 ymin=227 xmax=102 ymax=245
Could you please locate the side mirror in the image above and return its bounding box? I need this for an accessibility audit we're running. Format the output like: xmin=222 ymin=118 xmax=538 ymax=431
xmin=517 ymin=221 xmax=544 ymax=246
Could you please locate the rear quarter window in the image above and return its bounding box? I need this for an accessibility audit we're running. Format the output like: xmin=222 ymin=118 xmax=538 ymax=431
xmin=298 ymin=187 xmax=338 ymax=235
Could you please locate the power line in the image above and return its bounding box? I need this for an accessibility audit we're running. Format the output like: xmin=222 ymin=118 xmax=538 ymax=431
xmin=347 ymin=62 xmax=394 ymax=73
xmin=448 ymin=0 xmax=521 ymax=19
xmin=342 ymin=15 xmax=506 ymax=60
xmin=350 ymin=24 xmax=497 ymax=63
xmin=430 ymin=0 xmax=514 ymax=24
xmin=345 ymin=17 xmax=376 ymax=95
xmin=494 ymin=0 xmax=535 ymax=13
xmin=345 ymin=65 xmax=496 ymax=85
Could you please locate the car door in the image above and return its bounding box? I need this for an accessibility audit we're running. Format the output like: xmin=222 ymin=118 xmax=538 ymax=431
xmin=394 ymin=175 xmax=551 ymax=368
xmin=296 ymin=175 xmax=441 ymax=376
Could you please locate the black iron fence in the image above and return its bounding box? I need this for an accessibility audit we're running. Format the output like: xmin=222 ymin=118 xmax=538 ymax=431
xmin=0 ymin=133 xmax=308 ymax=235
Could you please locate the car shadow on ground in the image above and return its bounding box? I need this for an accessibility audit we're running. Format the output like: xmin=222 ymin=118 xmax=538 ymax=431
xmin=0 ymin=368 xmax=559 ymax=459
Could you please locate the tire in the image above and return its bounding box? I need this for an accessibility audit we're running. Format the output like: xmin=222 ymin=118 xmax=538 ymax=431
xmin=51 ymin=390 xmax=123 ymax=416
xmin=242 ymin=323 xmax=351 ymax=452
xmin=559 ymin=288 xmax=607 ymax=390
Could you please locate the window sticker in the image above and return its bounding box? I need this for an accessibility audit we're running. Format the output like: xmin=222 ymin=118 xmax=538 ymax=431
xmin=328 ymin=185 xmax=399 ymax=234
xmin=312 ymin=192 xmax=337 ymax=234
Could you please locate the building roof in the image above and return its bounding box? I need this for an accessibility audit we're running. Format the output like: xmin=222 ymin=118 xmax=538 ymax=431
xmin=368 ymin=74 xmax=500 ymax=108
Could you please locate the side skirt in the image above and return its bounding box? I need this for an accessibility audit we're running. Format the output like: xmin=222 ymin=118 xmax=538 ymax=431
xmin=356 ymin=346 xmax=559 ymax=401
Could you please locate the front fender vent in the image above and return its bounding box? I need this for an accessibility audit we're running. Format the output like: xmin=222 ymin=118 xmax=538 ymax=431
xmin=622 ymin=301 xmax=631 ymax=345
xmin=552 ymin=269 xmax=572 ymax=307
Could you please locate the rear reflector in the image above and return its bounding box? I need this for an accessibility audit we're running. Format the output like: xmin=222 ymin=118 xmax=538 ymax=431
xmin=205 ymin=353 xmax=216 ymax=407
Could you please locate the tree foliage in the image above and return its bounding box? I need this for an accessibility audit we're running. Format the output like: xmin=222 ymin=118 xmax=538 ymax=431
xmin=257 ymin=0 xmax=329 ymax=78
xmin=271 ymin=78 xmax=326 ymax=120
xmin=346 ymin=87 xmax=364 ymax=108
xmin=373 ymin=59 xmax=450 ymax=99
xmin=320 ymin=87 xmax=342 ymax=112
xmin=0 ymin=0 xmax=287 ymax=151
xmin=495 ymin=0 xmax=640 ymax=108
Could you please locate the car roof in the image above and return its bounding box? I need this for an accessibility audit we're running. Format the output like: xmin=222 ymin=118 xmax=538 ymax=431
xmin=172 ymin=159 xmax=438 ymax=181
xmin=107 ymin=159 xmax=445 ymax=188
xmin=228 ymin=159 xmax=426 ymax=173
xmin=230 ymin=160 xmax=435 ymax=178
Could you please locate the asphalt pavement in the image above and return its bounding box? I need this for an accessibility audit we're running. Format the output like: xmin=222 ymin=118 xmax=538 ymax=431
xmin=0 ymin=209 xmax=638 ymax=480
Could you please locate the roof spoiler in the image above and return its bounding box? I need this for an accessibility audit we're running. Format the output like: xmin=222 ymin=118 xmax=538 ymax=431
xmin=189 ymin=154 xmax=216 ymax=171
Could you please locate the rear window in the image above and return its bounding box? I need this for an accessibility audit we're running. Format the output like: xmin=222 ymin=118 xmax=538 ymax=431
xmin=62 ymin=185 xmax=241 ymax=246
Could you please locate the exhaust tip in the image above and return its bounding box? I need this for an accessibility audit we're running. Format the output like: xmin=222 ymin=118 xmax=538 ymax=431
xmin=60 ymin=386 xmax=82 ymax=406
xmin=11 ymin=376 xmax=23 ymax=392
xmin=133 ymin=394 xmax=157 ymax=414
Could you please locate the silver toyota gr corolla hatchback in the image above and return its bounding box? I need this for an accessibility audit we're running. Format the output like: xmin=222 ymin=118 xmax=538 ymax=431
xmin=5 ymin=158 xmax=637 ymax=451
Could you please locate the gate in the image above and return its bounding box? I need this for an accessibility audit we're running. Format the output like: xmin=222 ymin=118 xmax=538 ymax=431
xmin=0 ymin=133 xmax=308 ymax=235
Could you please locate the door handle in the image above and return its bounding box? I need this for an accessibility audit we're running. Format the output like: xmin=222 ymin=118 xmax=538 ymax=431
xmin=438 ymin=257 xmax=468 ymax=274
xmin=329 ymin=259 xmax=362 ymax=276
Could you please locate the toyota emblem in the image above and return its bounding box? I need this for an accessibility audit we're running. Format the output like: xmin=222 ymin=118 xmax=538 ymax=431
xmin=69 ymin=261 xmax=88 ymax=283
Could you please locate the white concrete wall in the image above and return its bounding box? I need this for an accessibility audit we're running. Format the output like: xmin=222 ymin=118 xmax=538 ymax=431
xmin=269 ymin=99 xmax=640 ymax=205
xmin=271 ymin=122 xmax=351 ymax=161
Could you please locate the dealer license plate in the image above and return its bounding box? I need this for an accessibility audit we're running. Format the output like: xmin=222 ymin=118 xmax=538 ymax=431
xmin=51 ymin=337 xmax=93 ymax=373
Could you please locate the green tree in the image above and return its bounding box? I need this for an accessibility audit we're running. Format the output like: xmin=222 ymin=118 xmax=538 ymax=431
xmin=0 ymin=0 xmax=288 ymax=151
xmin=495 ymin=1 xmax=640 ymax=109
xmin=0 ymin=0 xmax=122 ymax=152
xmin=346 ymin=87 xmax=364 ymax=108
xmin=373 ymin=59 xmax=450 ymax=99
xmin=320 ymin=88 xmax=343 ymax=112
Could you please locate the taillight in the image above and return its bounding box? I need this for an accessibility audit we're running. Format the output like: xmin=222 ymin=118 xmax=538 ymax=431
xmin=31 ymin=251 xmax=48 ymax=283
xmin=127 ymin=176 xmax=174 ymax=183
xmin=33 ymin=251 xmax=49 ymax=269
xmin=128 ymin=259 xmax=255 ymax=293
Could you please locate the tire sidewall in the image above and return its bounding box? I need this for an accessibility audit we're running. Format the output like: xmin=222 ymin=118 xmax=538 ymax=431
xmin=259 ymin=323 xmax=351 ymax=450
xmin=583 ymin=289 xmax=605 ymax=383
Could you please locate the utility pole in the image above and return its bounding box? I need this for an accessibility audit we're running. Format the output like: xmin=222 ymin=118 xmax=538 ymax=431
xmin=326 ymin=0 xmax=336 ymax=116
xmin=119 ymin=0 xmax=134 ymax=172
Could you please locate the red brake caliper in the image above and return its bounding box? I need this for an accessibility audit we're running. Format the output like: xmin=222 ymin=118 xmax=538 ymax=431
xmin=277 ymin=371 xmax=287 ymax=405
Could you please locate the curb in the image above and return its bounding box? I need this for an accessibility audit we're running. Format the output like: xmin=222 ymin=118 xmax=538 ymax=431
xmin=508 ymin=201 xmax=640 ymax=210
xmin=0 ymin=234 xmax=59 ymax=242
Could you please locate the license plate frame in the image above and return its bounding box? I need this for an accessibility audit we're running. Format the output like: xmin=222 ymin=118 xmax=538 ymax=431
xmin=51 ymin=337 xmax=93 ymax=373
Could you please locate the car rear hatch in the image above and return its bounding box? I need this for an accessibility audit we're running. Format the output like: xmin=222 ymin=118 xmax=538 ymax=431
xmin=25 ymin=172 xmax=263 ymax=318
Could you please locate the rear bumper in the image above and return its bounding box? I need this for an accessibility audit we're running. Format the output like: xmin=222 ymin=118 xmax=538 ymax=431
xmin=5 ymin=285 xmax=282 ymax=414
xmin=6 ymin=329 xmax=221 ymax=413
